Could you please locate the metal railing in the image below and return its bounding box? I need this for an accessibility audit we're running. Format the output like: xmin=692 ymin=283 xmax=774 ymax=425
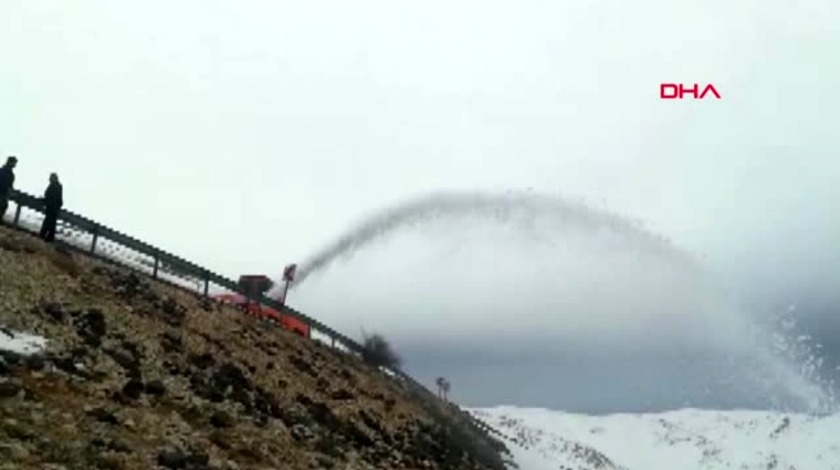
xmin=6 ymin=189 xmax=366 ymax=355
xmin=4 ymin=188 xmax=509 ymax=456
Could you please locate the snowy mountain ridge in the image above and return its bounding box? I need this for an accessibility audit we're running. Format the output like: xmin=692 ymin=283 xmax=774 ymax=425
xmin=468 ymin=406 xmax=840 ymax=470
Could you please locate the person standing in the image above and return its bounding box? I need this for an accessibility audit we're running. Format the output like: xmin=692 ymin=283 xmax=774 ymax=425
xmin=0 ymin=156 xmax=18 ymax=224
xmin=39 ymin=173 xmax=63 ymax=242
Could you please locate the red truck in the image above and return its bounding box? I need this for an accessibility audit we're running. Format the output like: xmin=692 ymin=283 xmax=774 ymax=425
xmin=213 ymin=274 xmax=310 ymax=338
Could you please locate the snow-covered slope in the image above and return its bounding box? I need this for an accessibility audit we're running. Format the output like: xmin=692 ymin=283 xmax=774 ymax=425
xmin=469 ymin=406 xmax=840 ymax=470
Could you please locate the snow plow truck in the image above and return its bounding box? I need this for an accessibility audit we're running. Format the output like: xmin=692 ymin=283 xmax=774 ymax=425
xmin=213 ymin=274 xmax=310 ymax=338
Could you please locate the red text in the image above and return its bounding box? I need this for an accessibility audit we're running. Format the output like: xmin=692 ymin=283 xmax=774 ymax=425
xmin=660 ymin=83 xmax=721 ymax=100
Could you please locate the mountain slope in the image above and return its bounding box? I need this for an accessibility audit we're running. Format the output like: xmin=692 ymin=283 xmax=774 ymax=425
xmin=0 ymin=225 xmax=509 ymax=470
xmin=470 ymin=405 xmax=840 ymax=470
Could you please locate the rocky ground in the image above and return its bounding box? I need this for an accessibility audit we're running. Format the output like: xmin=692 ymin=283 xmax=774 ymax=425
xmin=0 ymin=225 xmax=510 ymax=470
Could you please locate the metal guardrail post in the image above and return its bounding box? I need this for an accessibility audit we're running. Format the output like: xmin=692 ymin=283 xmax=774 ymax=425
xmin=331 ymin=336 xmax=336 ymax=348
xmin=152 ymin=252 xmax=160 ymax=279
xmin=90 ymin=224 xmax=99 ymax=254
xmin=203 ymin=273 xmax=210 ymax=297
xmin=12 ymin=204 xmax=21 ymax=227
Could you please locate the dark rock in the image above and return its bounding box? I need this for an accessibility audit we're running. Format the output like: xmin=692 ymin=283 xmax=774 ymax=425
xmin=41 ymin=302 xmax=66 ymax=322
xmin=50 ymin=356 xmax=93 ymax=380
xmin=0 ymin=380 xmax=23 ymax=398
xmin=289 ymin=355 xmax=317 ymax=377
xmin=253 ymin=413 xmax=269 ymax=428
xmin=230 ymin=387 xmax=253 ymax=412
xmin=163 ymin=360 xmax=184 ymax=376
xmin=208 ymin=430 xmax=232 ymax=450
xmin=384 ymin=397 xmax=397 ymax=412
xmin=107 ymin=438 xmax=132 ymax=453
xmin=188 ymin=373 xmax=213 ymax=400
xmin=359 ymin=410 xmax=384 ymax=435
xmin=90 ymin=437 xmax=107 ymax=447
xmin=4 ymin=421 xmax=36 ymax=440
xmin=188 ymin=353 xmax=214 ymax=370
xmin=0 ymin=349 xmax=22 ymax=365
xmin=210 ymin=411 xmax=234 ymax=429
xmin=24 ymin=354 xmax=45 ymax=371
xmin=73 ymin=309 xmax=107 ymax=347
xmin=277 ymin=405 xmax=310 ymax=428
xmin=330 ymin=388 xmax=355 ymax=401
xmin=157 ymin=447 xmax=188 ymax=469
xmin=342 ymin=420 xmax=375 ymax=448
xmin=161 ymin=296 xmax=182 ymax=315
xmin=314 ymin=434 xmax=345 ymax=459
xmin=0 ymin=358 xmax=8 ymax=375
xmin=120 ymin=341 xmax=142 ymax=358
xmin=70 ymin=346 xmax=88 ymax=359
xmin=186 ymin=451 xmax=210 ymax=467
xmin=160 ymin=297 xmax=186 ymax=326
xmin=112 ymin=272 xmax=145 ymax=300
xmin=160 ymin=332 xmax=183 ymax=353
xmin=89 ymin=437 xmax=131 ymax=454
xmin=144 ymin=379 xmax=166 ymax=396
xmin=297 ymin=395 xmax=341 ymax=430
xmin=126 ymin=366 xmax=142 ymax=381
xmin=254 ymin=388 xmax=283 ymax=419
xmin=106 ymin=348 xmax=140 ymax=371
xmin=291 ymin=424 xmax=315 ymax=442
xmin=83 ymin=309 xmax=107 ymax=337
xmin=91 ymin=266 xmax=107 ymax=275
xmin=121 ymin=379 xmax=144 ymax=401
xmin=83 ymin=334 xmax=102 ymax=348
xmin=87 ymin=407 xmax=119 ymax=425
xmin=0 ymin=237 xmax=22 ymax=252
xmin=205 ymin=363 xmax=252 ymax=403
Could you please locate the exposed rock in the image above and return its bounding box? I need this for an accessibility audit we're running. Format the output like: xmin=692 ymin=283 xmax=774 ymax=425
xmin=73 ymin=309 xmax=107 ymax=347
xmin=145 ymin=379 xmax=167 ymax=396
xmin=291 ymin=424 xmax=315 ymax=442
xmin=0 ymin=380 xmax=23 ymax=398
xmin=157 ymin=447 xmax=188 ymax=468
xmin=87 ymin=407 xmax=119 ymax=425
xmin=40 ymin=301 xmax=67 ymax=323
xmin=121 ymin=379 xmax=144 ymax=401
xmin=161 ymin=332 xmax=183 ymax=353
xmin=189 ymin=353 xmax=215 ymax=370
xmin=50 ymin=355 xmax=89 ymax=378
xmin=210 ymin=411 xmax=235 ymax=429
xmin=25 ymin=354 xmax=46 ymax=371
xmin=288 ymin=355 xmax=317 ymax=377
xmin=331 ymin=388 xmax=355 ymax=401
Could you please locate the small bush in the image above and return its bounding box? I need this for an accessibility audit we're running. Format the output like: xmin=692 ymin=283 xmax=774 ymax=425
xmin=360 ymin=333 xmax=401 ymax=369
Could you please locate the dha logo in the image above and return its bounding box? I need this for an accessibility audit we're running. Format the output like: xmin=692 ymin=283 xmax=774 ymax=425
xmin=660 ymin=83 xmax=721 ymax=100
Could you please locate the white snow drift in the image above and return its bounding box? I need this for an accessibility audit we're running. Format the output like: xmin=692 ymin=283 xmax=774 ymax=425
xmin=470 ymin=406 xmax=840 ymax=470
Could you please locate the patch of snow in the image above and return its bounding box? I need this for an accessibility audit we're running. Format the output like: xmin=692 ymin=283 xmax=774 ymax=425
xmin=0 ymin=327 xmax=47 ymax=355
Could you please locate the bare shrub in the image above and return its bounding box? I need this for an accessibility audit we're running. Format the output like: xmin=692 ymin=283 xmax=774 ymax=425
xmin=360 ymin=332 xmax=401 ymax=370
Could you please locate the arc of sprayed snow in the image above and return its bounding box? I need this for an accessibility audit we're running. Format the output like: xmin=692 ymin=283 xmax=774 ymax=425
xmin=270 ymin=190 xmax=699 ymax=296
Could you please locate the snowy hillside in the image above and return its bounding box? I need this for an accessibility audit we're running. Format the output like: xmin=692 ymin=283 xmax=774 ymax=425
xmin=469 ymin=406 xmax=840 ymax=470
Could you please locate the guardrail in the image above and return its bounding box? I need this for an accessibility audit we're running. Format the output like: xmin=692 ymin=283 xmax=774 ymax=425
xmin=4 ymin=188 xmax=511 ymax=459
xmin=6 ymin=189 xmax=366 ymax=356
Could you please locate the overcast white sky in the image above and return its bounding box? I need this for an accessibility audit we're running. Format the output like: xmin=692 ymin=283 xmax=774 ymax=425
xmin=2 ymin=1 xmax=839 ymax=411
